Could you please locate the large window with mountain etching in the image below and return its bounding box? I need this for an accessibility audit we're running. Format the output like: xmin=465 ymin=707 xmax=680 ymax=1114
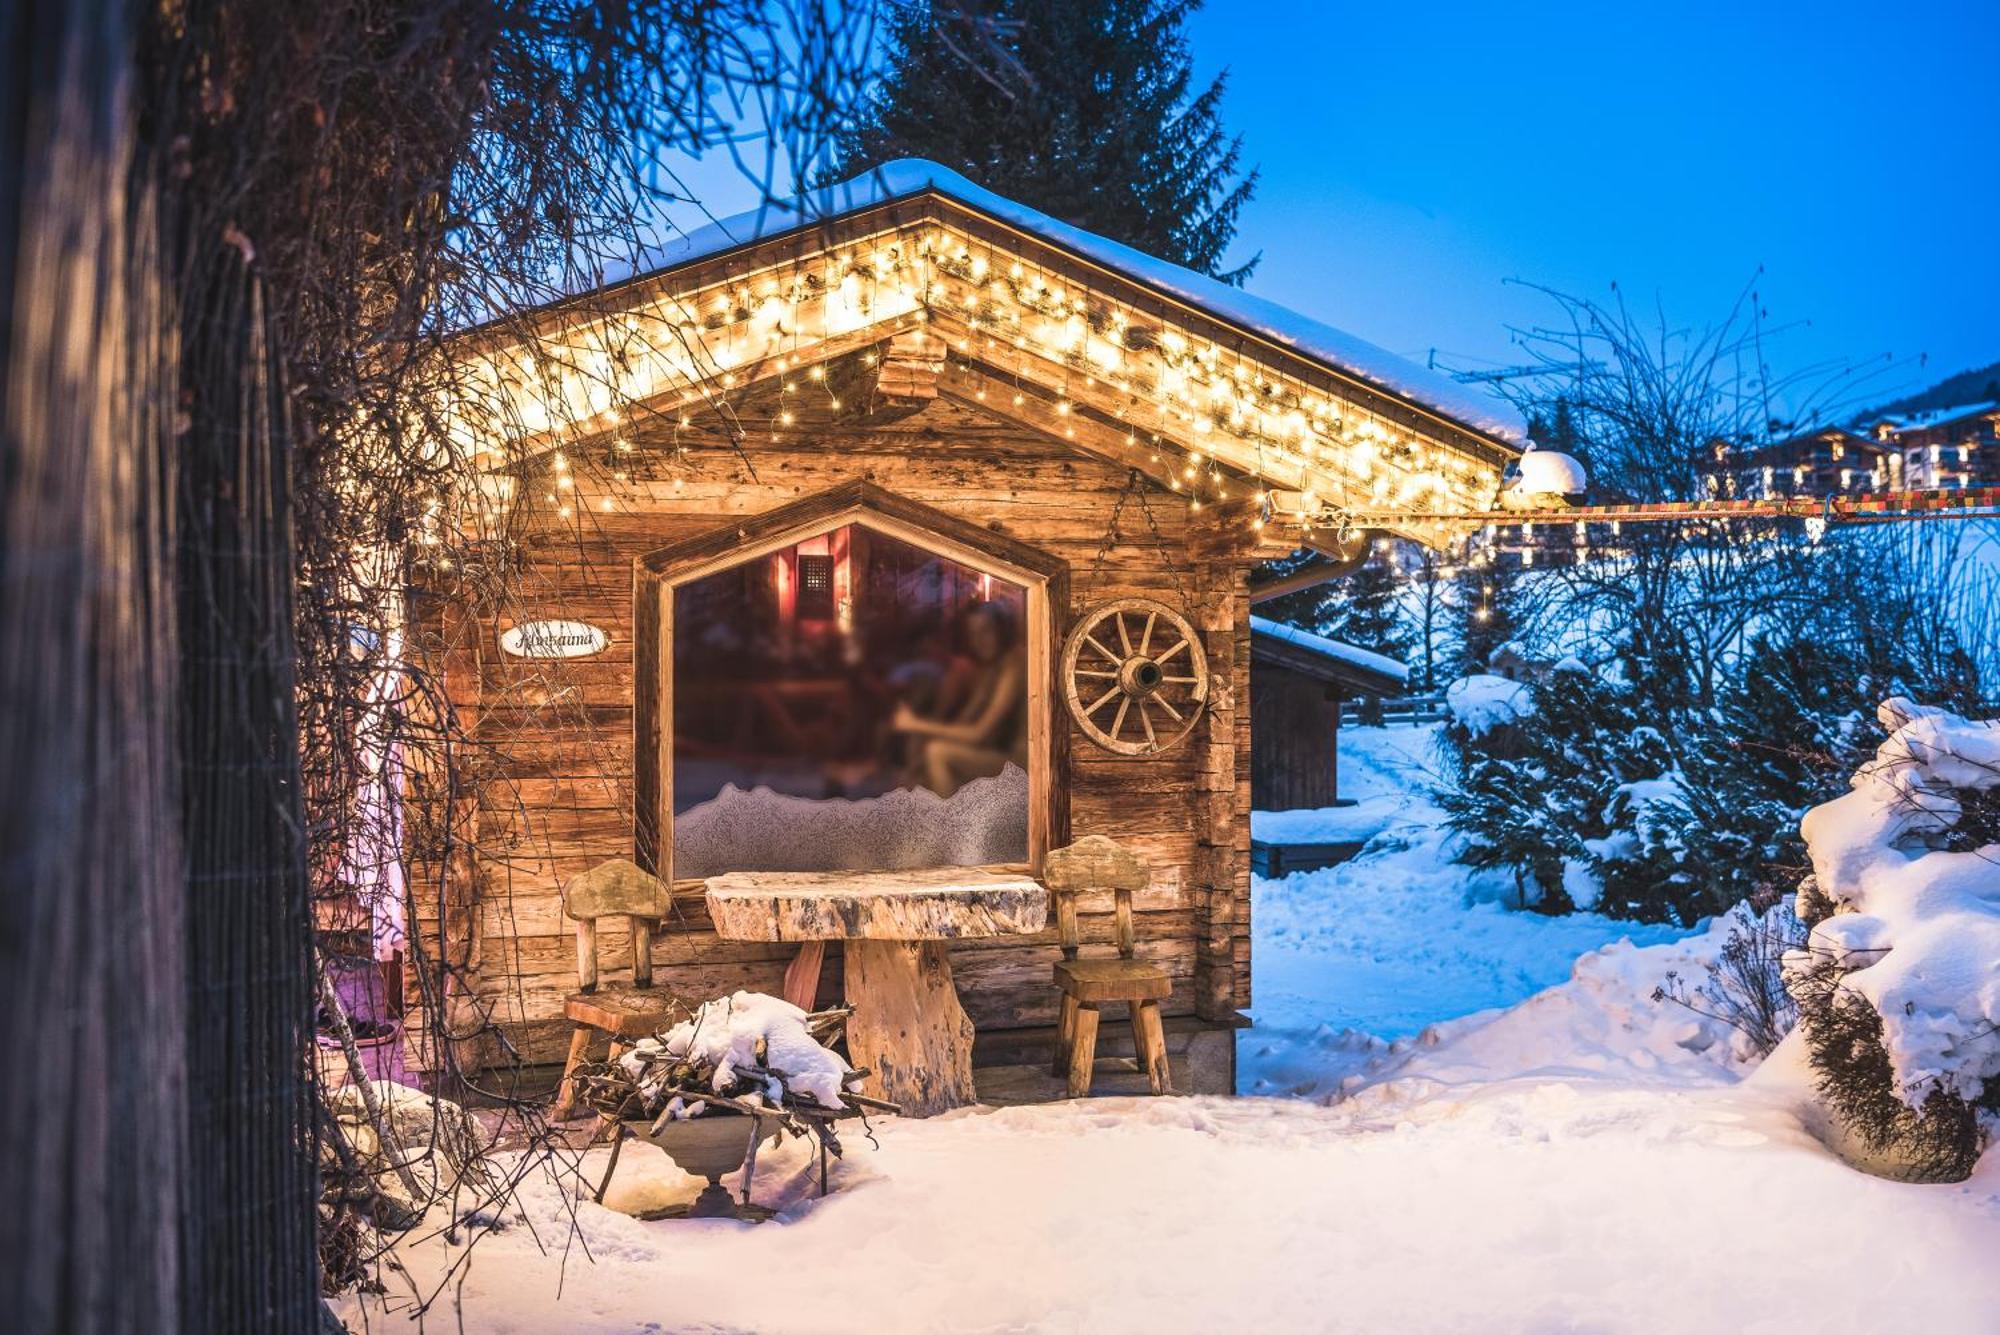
xmin=669 ymin=522 xmax=1031 ymax=879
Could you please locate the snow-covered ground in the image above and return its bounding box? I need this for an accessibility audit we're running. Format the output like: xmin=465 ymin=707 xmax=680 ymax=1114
xmin=1243 ymin=724 xmax=1691 ymax=1098
xmin=336 ymin=723 xmax=2000 ymax=1334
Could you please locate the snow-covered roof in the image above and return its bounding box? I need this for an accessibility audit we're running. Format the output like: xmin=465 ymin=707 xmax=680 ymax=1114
xmin=1250 ymin=615 xmax=1408 ymax=686
xmin=1868 ymin=399 xmax=2000 ymax=433
xmin=596 ymin=160 xmax=1525 ymax=446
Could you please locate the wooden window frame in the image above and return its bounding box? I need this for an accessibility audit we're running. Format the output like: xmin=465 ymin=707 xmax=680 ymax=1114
xmin=634 ymin=479 xmax=1070 ymax=890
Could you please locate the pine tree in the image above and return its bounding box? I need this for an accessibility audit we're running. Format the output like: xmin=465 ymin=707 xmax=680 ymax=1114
xmin=830 ymin=0 xmax=1259 ymax=282
xmin=1251 ymin=550 xmax=1341 ymax=633
xmin=1327 ymin=553 xmax=1412 ymax=662
xmin=1453 ymin=549 xmax=1522 ymax=675
xmin=1524 ymin=396 xmax=1590 ymax=491
xmin=1406 ymin=546 xmax=1451 ymax=692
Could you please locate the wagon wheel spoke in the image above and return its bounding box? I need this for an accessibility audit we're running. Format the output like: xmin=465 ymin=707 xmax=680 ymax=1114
xmin=1083 ymin=683 xmax=1122 ymax=715
xmin=1154 ymin=637 xmax=1190 ymax=665
xmin=1137 ymin=699 xmax=1157 ymax=746
xmin=1116 ymin=612 xmax=1133 ymax=656
xmin=1083 ymin=632 xmax=1121 ymax=665
xmin=1074 ymin=668 xmax=1117 ymax=679
xmin=1152 ymin=693 xmax=1184 ymax=723
xmin=1109 ymin=696 xmax=1131 ymax=741
xmin=1161 ymin=675 xmax=1198 ymax=685
xmin=1138 ymin=610 xmax=1157 ymax=655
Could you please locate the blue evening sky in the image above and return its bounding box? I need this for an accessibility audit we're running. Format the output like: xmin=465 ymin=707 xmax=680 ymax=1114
xmin=1186 ymin=0 xmax=2000 ymax=396
xmin=663 ymin=1 xmax=1998 ymax=406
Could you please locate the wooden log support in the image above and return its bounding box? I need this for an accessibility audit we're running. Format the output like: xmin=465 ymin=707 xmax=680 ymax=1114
xmin=843 ymin=939 xmax=976 ymax=1117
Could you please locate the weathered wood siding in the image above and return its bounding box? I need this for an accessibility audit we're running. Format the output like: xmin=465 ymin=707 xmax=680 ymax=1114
xmin=428 ymin=394 xmax=1256 ymax=1066
xmin=1249 ymin=663 xmax=1340 ymax=811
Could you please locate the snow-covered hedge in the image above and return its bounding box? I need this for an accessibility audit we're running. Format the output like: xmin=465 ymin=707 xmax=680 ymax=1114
xmin=1443 ymin=672 xmax=1534 ymax=737
xmin=1787 ymin=697 xmax=2000 ymax=1180
xmin=1437 ymin=663 xmax=1749 ymax=924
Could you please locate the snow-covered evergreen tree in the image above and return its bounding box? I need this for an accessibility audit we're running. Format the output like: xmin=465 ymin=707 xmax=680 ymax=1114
xmin=1439 ymin=661 xmax=1688 ymax=919
xmin=829 ymin=0 xmax=1259 ymax=282
xmin=1786 ymin=698 xmax=2000 ymax=1182
xmin=1330 ymin=552 xmax=1412 ymax=663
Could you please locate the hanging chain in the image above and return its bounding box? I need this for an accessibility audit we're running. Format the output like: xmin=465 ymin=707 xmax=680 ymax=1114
xmin=1080 ymin=468 xmax=1196 ymax=609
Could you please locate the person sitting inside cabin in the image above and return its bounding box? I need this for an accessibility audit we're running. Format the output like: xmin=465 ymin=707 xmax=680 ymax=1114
xmin=891 ymin=600 xmax=1027 ymax=798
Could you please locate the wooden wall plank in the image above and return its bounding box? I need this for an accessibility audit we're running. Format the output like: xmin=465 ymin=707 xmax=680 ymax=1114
xmin=428 ymin=390 xmax=1258 ymax=1067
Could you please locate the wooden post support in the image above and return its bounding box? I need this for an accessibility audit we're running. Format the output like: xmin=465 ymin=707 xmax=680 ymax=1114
xmin=842 ymin=939 xmax=976 ymax=1118
xmin=574 ymin=919 xmax=598 ymax=994
xmin=1132 ymin=1000 xmax=1171 ymax=1095
xmin=631 ymin=918 xmax=654 ymax=989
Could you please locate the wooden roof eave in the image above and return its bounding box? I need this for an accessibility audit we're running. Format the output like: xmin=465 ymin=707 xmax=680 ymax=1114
xmin=454 ymin=188 xmax=1519 ymax=470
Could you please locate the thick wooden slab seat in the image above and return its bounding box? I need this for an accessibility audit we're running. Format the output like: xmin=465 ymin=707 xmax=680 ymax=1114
xmin=551 ymin=859 xmax=679 ymax=1120
xmin=1043 ymin=836 xmax=1174 ymax=1097
xmin=1054 ymin=956 xmax=1171 ymax=1004
xmin=564 ymin=985 xmax=682 ymax=1039
xmin=705 ymin=865 xmax=1048 ymax=941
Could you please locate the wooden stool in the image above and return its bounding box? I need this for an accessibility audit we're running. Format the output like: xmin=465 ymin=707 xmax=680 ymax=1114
xmin=1045 ymin=836 xmax=1172 ymax=1097
xmin=550 ymin=858 xmax=683 ymax=1121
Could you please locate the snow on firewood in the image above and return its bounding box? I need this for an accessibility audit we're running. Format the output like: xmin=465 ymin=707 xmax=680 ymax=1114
xmin=620 ymin=991 xmax=854 ymax=1112
xmin=1793 ymin=696 xmax=2000 ymax=1104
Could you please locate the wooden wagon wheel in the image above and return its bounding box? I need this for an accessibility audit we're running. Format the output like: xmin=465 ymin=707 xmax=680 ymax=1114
xmin=1060 ymin=598 xmax=1209 ymax=756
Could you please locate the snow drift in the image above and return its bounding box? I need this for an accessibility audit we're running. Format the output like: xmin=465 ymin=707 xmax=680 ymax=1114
xmin=1786 ymin=696 xmax=2000 ymax=1178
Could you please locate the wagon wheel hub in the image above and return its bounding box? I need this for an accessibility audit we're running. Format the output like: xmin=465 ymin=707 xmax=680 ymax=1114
xmin=1060 ymin=598 xmax=1210 ymax=756
xmin=1118 ymin=656 xmax=1165 ymax=698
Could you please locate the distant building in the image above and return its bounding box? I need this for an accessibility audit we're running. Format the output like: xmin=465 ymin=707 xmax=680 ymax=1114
xmin=1699 ymin=404 xmax=2000 ymax=497
xmin=1870 ymin=401 xmax=2000 ymax=490
xmin=1704 ymin=426 xmax=1893 ymax=499
xmin=1248 ymin=616 xmax=1406 ymax=812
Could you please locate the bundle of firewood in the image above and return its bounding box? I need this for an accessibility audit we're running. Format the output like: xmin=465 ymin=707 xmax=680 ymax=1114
xmin=575 ymin=997 xmax=899 ymax=1135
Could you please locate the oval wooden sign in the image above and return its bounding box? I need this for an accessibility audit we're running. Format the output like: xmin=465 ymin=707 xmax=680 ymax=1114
xmin=499 ymin=619 xmax=609 ymax=659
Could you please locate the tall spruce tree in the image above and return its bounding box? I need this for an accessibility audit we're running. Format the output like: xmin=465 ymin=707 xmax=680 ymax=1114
xmin=1329 ymin=552 xmax=1412 ymax=662
xmin=1454 ymin=550 xmax=1522 ymax=674
xmin=832 ymin=0 xmax=1259 ymax=282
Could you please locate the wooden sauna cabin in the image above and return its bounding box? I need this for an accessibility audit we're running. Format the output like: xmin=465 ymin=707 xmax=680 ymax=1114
xmin=412 ymin=160 xmax=1523 ymax=1096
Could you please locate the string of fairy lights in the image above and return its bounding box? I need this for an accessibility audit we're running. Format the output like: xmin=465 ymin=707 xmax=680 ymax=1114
xmin=424 ymin=213 xmax=2000 ymax=621
xmin=434 ymin=217 xmax=1509 ymax=550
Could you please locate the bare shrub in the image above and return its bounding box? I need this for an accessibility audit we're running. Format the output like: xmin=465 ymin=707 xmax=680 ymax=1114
xmin=1653 ymin=902 xmax=1805 ymax=1058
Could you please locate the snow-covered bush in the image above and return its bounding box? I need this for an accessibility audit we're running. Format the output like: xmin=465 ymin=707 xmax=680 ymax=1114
xmin=1438 ymin=660 xmax=1711 ymax=922
xmin=1786 ymin=697 xmax=2000 ymax=1181
xmin=1439 ymin=616 xmax=1989 ymax=928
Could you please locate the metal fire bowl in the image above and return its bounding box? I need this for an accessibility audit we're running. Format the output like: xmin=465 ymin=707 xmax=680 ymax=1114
xmin=634 ymin=1113 xmax=781 ymax=1220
